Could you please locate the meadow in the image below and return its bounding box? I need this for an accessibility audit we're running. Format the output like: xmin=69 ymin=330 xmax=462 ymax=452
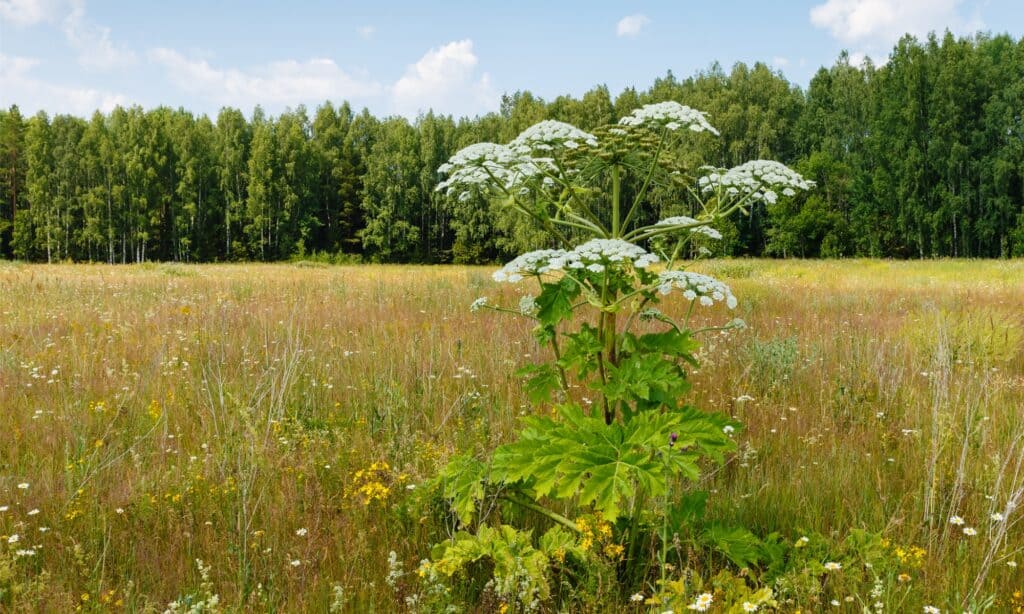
xmin=0 ymin=259 xmax=1022 ymax=612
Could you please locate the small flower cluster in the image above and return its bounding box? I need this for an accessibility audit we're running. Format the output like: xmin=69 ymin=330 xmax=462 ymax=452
xmin=492 ymin=239 xmax=658 ymax=282
xmin=654 ymin=216 xmax=723 ymax=240
xmin=346 ymin=461 xmax=395 ymax=506
xmin=618 ymin=101 xmax=720 ymax=136
xmin=687 ymin=591 xmax=714 ymax=611
xmin=493 ymin=249 xmax=570 ymax=282
xmin=699 ymin=160 xmax=814 ymax=203
xmin=656 ymin=271 xmax=738 ymax=308
xmin=575 ymin=514 xmax=622 ymax=559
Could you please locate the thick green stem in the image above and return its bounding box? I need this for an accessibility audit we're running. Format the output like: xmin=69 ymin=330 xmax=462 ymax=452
xmin=597 ymin=273 xmax=617 ymax=424
xmin=611 ymin=164 xmax=622 ymax=237
xmin=500 ymin=494 xmax=580 ymax=533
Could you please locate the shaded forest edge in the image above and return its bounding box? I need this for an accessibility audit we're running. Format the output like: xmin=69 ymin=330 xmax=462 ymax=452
xmin=1 ymin=31 xmax=1023 ymax=264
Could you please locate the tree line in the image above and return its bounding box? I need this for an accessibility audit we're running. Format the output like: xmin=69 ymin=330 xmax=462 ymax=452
xmin=1 ymin=31 xmax=1022 ymax=263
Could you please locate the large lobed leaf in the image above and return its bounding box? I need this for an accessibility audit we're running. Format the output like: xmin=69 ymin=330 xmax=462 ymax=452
xmin=490 ymin=404 xmax=735 ymax=521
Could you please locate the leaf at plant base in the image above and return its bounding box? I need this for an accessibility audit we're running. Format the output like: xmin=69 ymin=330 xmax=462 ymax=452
xmin=431 ymin=524 xmax=553 ymax=601
xmin=491 ymin=405 xmax=697 ymax=521
xmin=539 ymin=525 xmax=587 ymax=562
xmin=702 ymin=524 xmax=764 ymax=569
xmin=436 ymin=454 xmax=488 ymax=526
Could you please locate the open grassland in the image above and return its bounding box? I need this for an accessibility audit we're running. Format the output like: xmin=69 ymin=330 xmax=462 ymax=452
xmin=0 ymin=259 xmax=1022 ymax=612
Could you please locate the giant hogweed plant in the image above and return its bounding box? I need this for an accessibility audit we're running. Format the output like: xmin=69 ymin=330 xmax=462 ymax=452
xmin=424 ymin=103 xmax=814 ymax=608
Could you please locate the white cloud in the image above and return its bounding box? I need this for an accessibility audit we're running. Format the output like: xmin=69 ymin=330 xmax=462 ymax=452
xmin=358 ymin=25 xmax=375 ymax=39
xmin=391 ymin=39 xmax=496 ymax=118
xmin=1 ymin=0 xmax=135 ymax=70
xmin=62 ymin=0 xmax=136 ymax=69
xmin=0 ymin=53 xmax=128 ymax=115
xmin=810 ymin=0 xmax=983 ymax=46
xmin=0 ymin=0 xmax=63 ymax=26
xmin=616 ymin=13 xmax=650 ymax=38
xmin=149 ymin=48 xmax=383 ymax=111
xmin=771 ymin=56 xmax=790 ymax=68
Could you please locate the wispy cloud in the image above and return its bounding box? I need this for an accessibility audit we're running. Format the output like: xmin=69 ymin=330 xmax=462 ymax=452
xmin=358 ymin=25 xmax=375 ymax=39
xmin=0 ymin=53 xmax=129 ymax=114
xmin=149 ymin=48 xmax=383 ymax=111
xmin=62 ymin=0 xmax=136 ymax=69
xmin=616 ymin=14 xmax=651 ymax=38
xmin=0 ymin=0 xmax=63 ymax=26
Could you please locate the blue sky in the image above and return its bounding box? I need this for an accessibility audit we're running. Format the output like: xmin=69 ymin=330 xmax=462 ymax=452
xmin=2 ymin=0 xmax=1022 ymax=119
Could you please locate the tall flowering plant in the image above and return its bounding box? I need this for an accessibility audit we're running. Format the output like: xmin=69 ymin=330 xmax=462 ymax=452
xmin=426 ymin=103 xmax=813 ymax=606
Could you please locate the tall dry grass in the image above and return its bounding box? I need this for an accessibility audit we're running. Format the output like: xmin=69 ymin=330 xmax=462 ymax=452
xmin=0 ymin=259 xmax=1021 ymax=611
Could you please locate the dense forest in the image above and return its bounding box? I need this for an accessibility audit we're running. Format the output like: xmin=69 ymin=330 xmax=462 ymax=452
xmin=1 ymin=31 xmax=1023 ymax=263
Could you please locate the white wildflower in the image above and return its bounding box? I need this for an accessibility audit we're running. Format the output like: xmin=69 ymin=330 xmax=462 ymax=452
xmin=509 ymin=120 xmax=598 ymax=155
xmin=991 ymin=512 xmax=1005 ymax=522
xmin=687 ymin=592 xmax=713 ymax=611
xmin=16 ymin=483 xmax=28 ymax=490
xmin=435 ymin=142 xmax=529 ymax=199
xmin=654 ymin=216 xmax=723 ymax=240
xmin=492 ymin=249 xmax=568 ymax=282
xmin=518 ymin=295 xmax=538 ymax=314
xmin=963 ymin=527 xmax=977 ymax=536
xmin=656 ymin=270 xmax=737 ymax=309
xmin=949 ymin=515 xmax=965 ymax=526
xmin=923 ymin=607 xmax=940 ymax=614
xmin=699 ymin=160 xmax=814 ymax=202
xmin=630 ymin=592 xmax=645 ymax=602
xmin=7 ymin=534 xmax=18 ymax=544
xmin=470 ymin=297 xmax=489 ymax=312
xmin=823 ymin=561 xmax=842 ymax=571
xmin=619 ymin=101 xmax=720 ymax=135
xmin=295 ymin=528 xmax=308 ymax=537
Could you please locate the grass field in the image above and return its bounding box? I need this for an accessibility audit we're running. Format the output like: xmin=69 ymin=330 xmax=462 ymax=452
xmin=0 ymin=259 xmax=1022 ymax=612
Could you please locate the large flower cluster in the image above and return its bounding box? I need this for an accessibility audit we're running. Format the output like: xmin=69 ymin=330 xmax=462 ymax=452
xmin=509 ymin=120 xmax=598 ymax=155
xmin=492 ymin=239 xmax=659 ymax=282
xmin=436 ymin=142 xmax=529 ymax=199
xmin=437 ymin=121 xmax=598 ymax=201
xmin=654 ymin=216 xmax=723 ymax=240
xmin=618 ymin=101 xmax=720 ymax=135
xmin=656 ymin=270 xmax=737 ymax=308
xmin=699 ymin=160 xmax=814 ymax=203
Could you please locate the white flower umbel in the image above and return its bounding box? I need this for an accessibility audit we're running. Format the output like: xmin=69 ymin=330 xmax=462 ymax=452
xmin=492 ymin=249 xmax=569 ymax=282
xmin=436 ymin=142 xmax=530 ymax=200
xmin=656 ymin=270 xmax=738 ymax=309
xmin=699 ymin=160 xmax=814 ymax=203
xmin=557 ymin=238 xmax=659 ymax=270
xmin=618 ymin=101 xmax=720 ymax=136
xmin=654 ymin=216 xmax=723 ymax=240
xmin=493 ymin=239 xmax=659 ymax=283
xmin=509 ymin=120 xmax=598 ymax=155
